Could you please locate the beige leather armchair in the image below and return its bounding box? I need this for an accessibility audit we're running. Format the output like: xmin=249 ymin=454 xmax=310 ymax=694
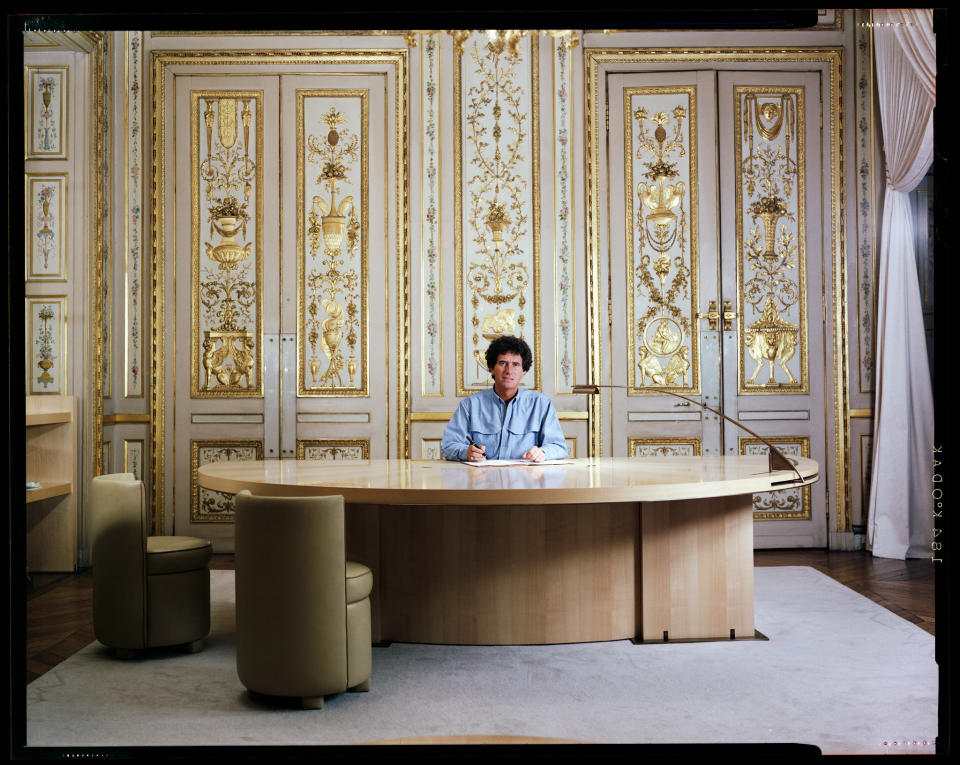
xmin=234 ymin=492 xmax=372 ymax=710
xmin=90 ymin=473 xmax=212 ymax=657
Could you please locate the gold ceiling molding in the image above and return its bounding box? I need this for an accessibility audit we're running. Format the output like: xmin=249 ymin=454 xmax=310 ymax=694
xmin=403 ymin=30 xmax=580 ymax=51
xmin=583 ymin=46 xmax=848 ymax=532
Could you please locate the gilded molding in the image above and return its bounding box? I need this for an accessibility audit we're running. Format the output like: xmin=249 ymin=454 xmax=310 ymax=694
xmin=102 ymin=413 xmax=151 ymax=424
xmin=583 ymin=46 xmax=848 ymax=531
xmin=89 ymin=32 xmax=108 ymax=490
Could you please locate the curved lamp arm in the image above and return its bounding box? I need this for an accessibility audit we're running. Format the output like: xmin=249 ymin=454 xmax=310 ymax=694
xmin=571 ymin=384 xmax=805 ymax=483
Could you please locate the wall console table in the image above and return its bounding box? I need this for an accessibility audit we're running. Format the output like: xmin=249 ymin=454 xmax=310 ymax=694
xmin=26 ymin=395 xmax=78 ymax=572
xmin=199 ymin=457 xmax=819 ymax=645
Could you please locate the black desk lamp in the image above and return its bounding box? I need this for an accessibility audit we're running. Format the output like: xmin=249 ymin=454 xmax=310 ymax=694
xmin=572 ymin=384 xmax=805 ymax=483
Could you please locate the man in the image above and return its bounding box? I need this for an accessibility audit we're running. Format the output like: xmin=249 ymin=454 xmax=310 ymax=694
xmin=440 ymin=336 xmax=568 ymax=463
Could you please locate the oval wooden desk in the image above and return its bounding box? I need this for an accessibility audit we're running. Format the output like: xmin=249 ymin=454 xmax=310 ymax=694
xmin=198 ymin=456 xmax=819 ymax=645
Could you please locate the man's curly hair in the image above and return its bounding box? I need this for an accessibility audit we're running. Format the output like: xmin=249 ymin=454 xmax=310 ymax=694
xmin=485 ymin=335 xmax=533 ymax=374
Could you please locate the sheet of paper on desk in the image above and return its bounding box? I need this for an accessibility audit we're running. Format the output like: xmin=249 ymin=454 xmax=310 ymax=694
xmin=460 ymin=459 xmax=574 ymax=467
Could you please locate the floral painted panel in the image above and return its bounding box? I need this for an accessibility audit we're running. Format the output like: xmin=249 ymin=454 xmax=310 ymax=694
xmin=26 ymin=66 xmax=68 ymax=159
xmin=26 ymin=296 xmax=67 ymax=394
xmin=26 ymin=174 xmax=67 ymax=281
xmin=421 ymin=34 xmax=443 ymax=396
xmin=125 ymin=32 xmax=145 ymax=397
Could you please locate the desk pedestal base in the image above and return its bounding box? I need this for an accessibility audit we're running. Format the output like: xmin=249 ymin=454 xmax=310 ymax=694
xmin=345 ymin=494 xmax=756 ymax=646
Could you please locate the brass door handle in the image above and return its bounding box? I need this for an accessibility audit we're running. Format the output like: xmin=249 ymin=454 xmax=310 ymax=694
xmin=697 ymin=300 xmax=720 ymax=330
xmin=722 ymin=300 xmax=738 ymax=331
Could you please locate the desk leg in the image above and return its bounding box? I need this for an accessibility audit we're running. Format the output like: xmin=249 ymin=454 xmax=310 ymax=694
xmin=640 ymin=494 xmax=755 ymax=642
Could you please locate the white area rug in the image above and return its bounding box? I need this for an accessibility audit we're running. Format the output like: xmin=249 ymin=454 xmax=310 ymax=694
xmin=25 ymin=567 xmax=938 ymax=754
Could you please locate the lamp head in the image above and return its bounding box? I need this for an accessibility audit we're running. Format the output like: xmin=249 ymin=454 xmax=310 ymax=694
xmin=572 ymin=384 xmax=601 ymax=395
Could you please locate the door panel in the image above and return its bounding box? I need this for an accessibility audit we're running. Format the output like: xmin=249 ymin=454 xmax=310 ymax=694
xmin=174 ymin=76 xmax=279 ymax=549
xmin=718 ymin=71 xmax=828 ymax=546
xmin=172 ymin=73 xmax=392 ymax=550
xmin=278 ymin=75 xmax=390 ymax=461
xmin=606 ymin=71 xmax=721 ymax=460
xmin=604 ymin=68 xmax=829 ymax=548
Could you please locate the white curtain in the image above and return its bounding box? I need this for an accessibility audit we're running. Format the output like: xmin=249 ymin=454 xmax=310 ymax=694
xmin=867 ymin=9 xmax=936 ymax=559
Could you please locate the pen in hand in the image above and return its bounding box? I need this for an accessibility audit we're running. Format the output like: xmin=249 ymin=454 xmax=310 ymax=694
xmin=465 ymin=435 xmax=486 ymax=462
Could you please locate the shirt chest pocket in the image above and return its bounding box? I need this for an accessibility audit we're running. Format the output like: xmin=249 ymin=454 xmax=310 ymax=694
xmin=469 ymin=413 xmax=503 ymax=454
xmin=505 ymin=423 xmax=538 ymax=453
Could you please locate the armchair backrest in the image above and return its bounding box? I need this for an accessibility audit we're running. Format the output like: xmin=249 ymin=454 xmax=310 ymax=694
xmin=234 ymin=492 xmax=348 ymax=695
xmin=90 ymin=473 xmax=148 ymax=648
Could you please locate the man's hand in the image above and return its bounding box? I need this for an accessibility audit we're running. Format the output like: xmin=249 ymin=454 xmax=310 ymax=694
xmin=467 ymin=442 xmax=486 ymax=462
xmin=522 ymin=446 xmax=546 ymax=463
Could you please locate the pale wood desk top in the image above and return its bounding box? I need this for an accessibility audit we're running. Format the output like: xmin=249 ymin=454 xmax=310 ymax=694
xmin=198 ymin=456 xmax=818 ymax=505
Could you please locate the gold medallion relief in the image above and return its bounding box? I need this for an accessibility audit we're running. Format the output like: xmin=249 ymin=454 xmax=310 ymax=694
xmin=737 ymin=88 xmax=807 ymax=392
xmin=626 ymin=88 xmax=698 ymax=394
xmin=193 ymin=93 xmax=262 ymax=397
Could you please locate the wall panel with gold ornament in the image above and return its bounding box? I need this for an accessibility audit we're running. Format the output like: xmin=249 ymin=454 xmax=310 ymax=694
xmin=26 ymin=295 xmax=68 ymax=395
xmin=592 ymin=55 xmax=835 ymax=550
xmin=297 ymin=439 xmax=370 ymax=460
xmin=157 ymin=46 xmax=405 ymax=546
xmin=25 ymin=65 xmax=69 ymax=160
xmin=735 ymin=86 xmax=808 ymax=393
xmin=740 ymin=436 xmax=811 ymax=520
xmin=26 ymin=173 xmax=68 ymax=281
xmin=624 ymin=87 xmax=700 ymax=395
xmin=191 ymin=92 xmax=263 ymax=399
xmin=298 ymin=90 xmax=368 ymax=396
xmin=455 ymin=31 xmax=541 ymax=394
xmin=628 ymin=438 xmax=702 ymax=457
xmin=190 ymin=439 xmax=264 ymax=523
xmin=603 ymin=71 xmax=721 ymax=463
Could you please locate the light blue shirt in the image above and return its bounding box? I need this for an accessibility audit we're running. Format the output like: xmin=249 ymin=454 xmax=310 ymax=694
xmin=440 ymin=387 xmax=568 ymax=462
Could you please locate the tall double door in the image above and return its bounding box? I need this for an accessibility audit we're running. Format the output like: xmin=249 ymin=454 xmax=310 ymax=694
xmin=167 ymin=73 xmax=397 ymax=550
xmin=601 ymin=69 xmax=829 ymax=547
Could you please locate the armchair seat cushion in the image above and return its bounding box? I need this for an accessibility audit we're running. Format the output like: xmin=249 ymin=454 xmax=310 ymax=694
xmin=146 ymin=536 xmax=213 ymax=575
xmin=345 ymin=561 xmax=373 ymax=604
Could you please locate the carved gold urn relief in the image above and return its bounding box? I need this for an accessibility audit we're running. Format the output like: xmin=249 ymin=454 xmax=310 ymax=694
xmin=738 ymin=88 xmax=805 ymax=390
xmin=303 ymin=101 xmax=364 ymax=393
xmin=194 ymin=93 xmax=260 ymax=397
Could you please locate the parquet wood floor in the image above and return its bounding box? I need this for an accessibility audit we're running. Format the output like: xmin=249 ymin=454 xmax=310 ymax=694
xmin=23 ymin=550 xmax=934 ymax=684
